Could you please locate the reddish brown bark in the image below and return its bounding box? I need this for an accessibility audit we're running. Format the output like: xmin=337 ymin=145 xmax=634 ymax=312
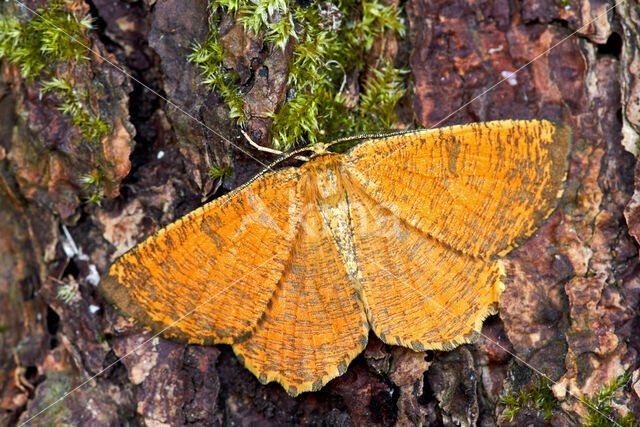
xmin=1 ymin=0 xmax=638 ymax=425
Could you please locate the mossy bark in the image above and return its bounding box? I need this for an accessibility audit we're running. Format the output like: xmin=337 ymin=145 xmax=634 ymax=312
xmin=1 ymin=0 xmax=639 ymax=425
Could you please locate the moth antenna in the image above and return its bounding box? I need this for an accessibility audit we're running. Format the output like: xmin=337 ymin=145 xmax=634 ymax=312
xmin=240 ymin=129 xmax=309 ymax=162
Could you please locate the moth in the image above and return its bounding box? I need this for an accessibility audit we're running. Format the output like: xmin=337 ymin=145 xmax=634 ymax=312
xmin=101 ymin=119 xmax=571 ymax=396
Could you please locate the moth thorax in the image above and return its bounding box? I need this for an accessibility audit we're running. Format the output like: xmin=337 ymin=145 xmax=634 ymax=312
xmin=307 ymin=156 xmax=345 ymax=203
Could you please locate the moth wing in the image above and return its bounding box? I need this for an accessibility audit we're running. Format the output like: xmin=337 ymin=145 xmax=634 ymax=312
xmin=346 ymin=183 xmax=503 ymax=349
xmin=233 ymin=201 xmax=369 ymax=396
xmin=344 ymin=119 xmax=571 ymax=258
xmin=100 ymin=168 xmax=303 ymax=345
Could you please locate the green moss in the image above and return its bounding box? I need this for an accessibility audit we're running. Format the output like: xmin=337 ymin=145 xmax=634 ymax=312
xmin=352 ymin=61 xmax=407 ymax=130
xmin=0 ymin=0 xmax=91 ymax=81
xmin=208 ymin=163 xmax=233 ymax=180
xmin=80 ymin=174 xmax=105 ymax=204
xmin=191 ymin=0 xmax=408 ymax=150
xmin=56 ymin=280 xmax=81 ymax=304
xmin=78 ymin=162 xmax=109 ymax=205
xmin=78 ymin=167 xmax=106 ymax=186
xmin=501 ymin=376 xmax=559 ymax=421
xmin=0 ymin=1 xmax=110 ymax=143
xmin=583 ymin=371 xmax=635 ymax=427
xmin=501 ymin=372 xmax=636 ymax=426
xmin=0 ymin=3 xmax=113 ymax=204
xmin=41 ymin=77 xmax=111 ymax=143
xmin=189 ymin=15 xmax=247 ymax=124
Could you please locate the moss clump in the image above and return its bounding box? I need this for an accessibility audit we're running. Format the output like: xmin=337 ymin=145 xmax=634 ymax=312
xmin=0 ymin=0 xmax=91 ymax=81
xmin=501 ymin=376 xmax=559 ymax=421
xmin=501 ymin=372 xmax=636 ymax=426
xmin=189 ymin=17 xmax=246 ymax=124
xmin=208 ymin=163 xmax=233 ymax=180
xmin=41 ymin=77 xmax=111 ymax=143
xmin=77 ymin=166 xmax=108 ymax=205
xmin=0 ymin=2 xmax=110 ymax=143
xmin=0 ymin=0 xmax=112 ymax=203
xmin=190 ymin=0 xmax=407 ymax=150
xmin=56 ymin=279 xmax=81 ymax=304
xmin=582 ymin=372 xmax=635 ymax=427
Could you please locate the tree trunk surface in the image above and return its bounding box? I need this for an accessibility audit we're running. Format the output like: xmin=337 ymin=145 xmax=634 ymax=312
xmin=1 ymin=0 xmax=639 ymax=425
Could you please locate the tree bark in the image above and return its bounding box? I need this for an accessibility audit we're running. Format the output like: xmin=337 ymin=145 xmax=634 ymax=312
xmin=1 ymin=0 xmax=638 ymax=425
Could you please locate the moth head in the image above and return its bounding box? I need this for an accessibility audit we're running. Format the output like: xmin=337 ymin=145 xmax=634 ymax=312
xmin=309 ymin=142 xmax=330 ymax=158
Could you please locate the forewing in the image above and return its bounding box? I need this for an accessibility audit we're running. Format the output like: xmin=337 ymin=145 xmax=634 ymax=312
xmin=233 ymin=203 xmax=369 ymax=396
xmin=344 ymin=120 xmax=570 ymax=258
xmin=100 ymin=168 xmax=302 ymax=345
xmin=347 ymin=185 xmax=504 ymax=349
